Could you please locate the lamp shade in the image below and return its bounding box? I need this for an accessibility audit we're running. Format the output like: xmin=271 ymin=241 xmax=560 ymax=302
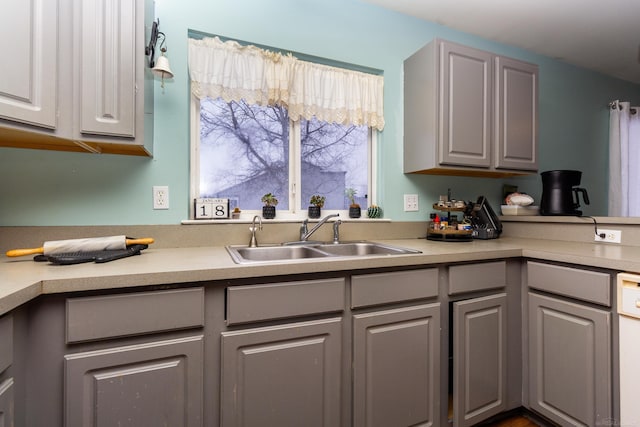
xmin=152 ymin=54 xmax=174 ymax=80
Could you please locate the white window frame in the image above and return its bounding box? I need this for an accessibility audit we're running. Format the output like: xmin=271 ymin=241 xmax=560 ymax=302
xmin=189 ymin=94 xmax=377 ymax=220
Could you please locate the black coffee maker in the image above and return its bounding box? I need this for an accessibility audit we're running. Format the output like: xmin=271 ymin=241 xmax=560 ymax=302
xmin=540 ymin=170 xmax=590 ymax=215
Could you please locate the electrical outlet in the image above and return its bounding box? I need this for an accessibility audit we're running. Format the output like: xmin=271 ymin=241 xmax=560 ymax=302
xmin=594 ymin=228 xmax=621 ymax=243
xmin=153 ymin=186 xmax=169 ymax=210
xmin=404 ymin=194 xmax=419 ymax=212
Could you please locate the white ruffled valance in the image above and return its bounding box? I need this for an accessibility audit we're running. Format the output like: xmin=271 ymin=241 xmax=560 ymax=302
xmin=188 ymin=37 xmax=385 ymax=131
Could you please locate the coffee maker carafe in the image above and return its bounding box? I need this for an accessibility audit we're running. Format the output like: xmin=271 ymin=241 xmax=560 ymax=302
xmin=540 ymin=170 xmax=590 ymax=215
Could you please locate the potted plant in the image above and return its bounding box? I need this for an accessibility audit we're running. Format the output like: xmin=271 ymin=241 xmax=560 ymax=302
xmin=231 ymin=207 xmax=241 ymax=219
xmin=261 ymin=193 xmax=278 ymax=219
xmin=345 ymin=187 xmax=361 ymax=218
xmin=308 ymin=194 xmax=325 ymax=219
xmin=367 ymin=204 xmax=382 ymax=218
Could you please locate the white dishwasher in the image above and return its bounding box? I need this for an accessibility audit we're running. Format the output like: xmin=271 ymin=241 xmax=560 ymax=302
xmin=618 ymin=273 xmax=640 ymax=426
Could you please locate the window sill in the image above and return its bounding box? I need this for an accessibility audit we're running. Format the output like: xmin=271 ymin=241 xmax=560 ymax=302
xmin=181 ymin=217 xmax=391 ymax=225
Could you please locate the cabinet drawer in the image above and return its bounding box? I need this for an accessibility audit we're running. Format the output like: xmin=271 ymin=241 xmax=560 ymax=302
xmin=66 ymin=287 xmax=205 ymax=343
xmin=527 ymin=261 xmax=611 ymax=306
xmin=226 ymin=278 xmax=345 ymax=325
xmin=449 ymin=261 xmax=507 ymax=295
xmin=0 ymin=315 xmax=12 ymax=374
xmin=351 ymin=269 xmax=438 ymax=309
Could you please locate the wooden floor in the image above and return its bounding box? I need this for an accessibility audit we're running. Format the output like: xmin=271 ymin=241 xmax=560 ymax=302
xmin=489 ymin=415 xmax=542 ymax=426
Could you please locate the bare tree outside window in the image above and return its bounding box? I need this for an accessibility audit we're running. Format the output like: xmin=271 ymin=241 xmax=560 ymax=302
xmin=199 ymin=97 xmax=290 ymax=210
xmin=199 ymin=97 xmax=369 ymax=211
xmin=301 ymin=118 xmax=368 ymax=209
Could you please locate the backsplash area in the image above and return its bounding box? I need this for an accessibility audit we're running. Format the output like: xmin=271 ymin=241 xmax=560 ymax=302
xmin=0 ymin=221 xmax=428 ymax=254
xmin=2 ymin=217 xmax=640 ymax=254
xmin=501 ymin=216 xmax=640 ymax=246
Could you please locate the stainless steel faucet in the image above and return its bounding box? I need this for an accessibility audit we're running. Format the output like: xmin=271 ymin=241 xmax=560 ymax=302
xmin=248 ymin=215 xmax=263 ymax=247
xmin=299 ymin=213 xmax=339 ymax=241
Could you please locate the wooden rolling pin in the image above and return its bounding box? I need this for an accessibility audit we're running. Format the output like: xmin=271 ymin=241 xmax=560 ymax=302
xmin=6 ymin=236 xmax=154 ymax=257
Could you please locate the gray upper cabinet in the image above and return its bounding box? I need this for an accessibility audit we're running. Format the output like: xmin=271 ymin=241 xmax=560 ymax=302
xmin=78 ymin=0 xmax=137 ymax=138
xmin=437 ymin=42 xmax=493 ymax=169
xmin=494 ymin=56 xmax=538 ymax=171
xmin=0 ymin=0 xmax=58 ymax=129
xmin=0 ymin=0 xmax=153 ymax=156
xmin=404 ymin=38 xmax=538 ymax=177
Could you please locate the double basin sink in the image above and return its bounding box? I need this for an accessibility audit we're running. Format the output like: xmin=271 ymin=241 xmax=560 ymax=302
xmin=226 ymin=241 xmax=422 ymax=264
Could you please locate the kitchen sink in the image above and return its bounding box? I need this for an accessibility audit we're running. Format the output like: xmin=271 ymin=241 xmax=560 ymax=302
xmin=314 ymin=242 xmax=419 ymax=256
xmin=226 ymin=241 xmax=421 ymax=264
xmin=228 ymin=245 xmax=329 ymax=262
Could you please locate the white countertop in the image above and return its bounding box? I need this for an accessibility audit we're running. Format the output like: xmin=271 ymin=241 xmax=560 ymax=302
xmin=2 ymin=237 xmax=640 ymax=316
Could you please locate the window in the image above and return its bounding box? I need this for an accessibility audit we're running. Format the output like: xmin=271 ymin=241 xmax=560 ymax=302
xmin=188 ymin=36 xmax=384 ymax=218
xmin=197 ymin=97 xmax=371 ymax=214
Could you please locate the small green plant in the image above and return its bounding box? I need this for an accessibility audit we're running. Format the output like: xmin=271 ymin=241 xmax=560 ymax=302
xmin=345 ymin=187 xmax=359 ymax=207
xmin=261 ymin=193 xmax=278 ymax=207
xmin=367 ymin=205 xmax=382 ymax=218
xmin=309 ymin=194 xmax=325 ymax=208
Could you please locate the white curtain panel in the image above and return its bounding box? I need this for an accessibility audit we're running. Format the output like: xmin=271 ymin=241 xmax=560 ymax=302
xmin=188 ymin=37 xmax=385 ymax=130
xmin=609 ymin=100 xmax=640 ymax=216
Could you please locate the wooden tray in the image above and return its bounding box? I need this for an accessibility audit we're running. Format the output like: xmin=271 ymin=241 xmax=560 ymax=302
xmin=427 ymin=228 xmax=473 ymax=242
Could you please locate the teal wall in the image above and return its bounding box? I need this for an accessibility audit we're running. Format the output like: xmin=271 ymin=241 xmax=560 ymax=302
xmin=2 ymin=0 xmax=640 ymax=226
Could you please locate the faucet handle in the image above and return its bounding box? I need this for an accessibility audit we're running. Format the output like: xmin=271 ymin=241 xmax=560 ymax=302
xmin=333 ymin=219 xmax=342 ymax=243
xmin=300 ymin=219 xmax=309 ymax=236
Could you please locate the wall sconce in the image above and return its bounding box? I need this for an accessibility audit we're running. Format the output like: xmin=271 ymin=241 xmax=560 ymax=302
xmin=146 ymin=19 xmax=174 ymax=90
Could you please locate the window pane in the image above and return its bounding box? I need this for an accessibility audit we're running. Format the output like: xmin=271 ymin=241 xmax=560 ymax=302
xmin=300 ymin=118 xmax=368 ymax=209
xmin=199 ymin=97 xmax=289 ymax=210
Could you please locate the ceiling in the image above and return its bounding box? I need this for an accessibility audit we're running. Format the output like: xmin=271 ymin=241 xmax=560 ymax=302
xmin=362 ymin=0 xmax=640 ymax=84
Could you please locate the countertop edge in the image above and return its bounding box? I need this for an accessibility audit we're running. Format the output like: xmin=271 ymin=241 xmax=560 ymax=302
xmin=2 ymin=237 xmax=639 ymax=316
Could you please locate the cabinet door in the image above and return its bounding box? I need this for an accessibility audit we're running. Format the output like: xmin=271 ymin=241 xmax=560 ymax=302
xmin=353 ymin=303 xmax=440 ymax=427
xmin=0 ymin=378 xmax=14 ymax=427
xmin=494 ymin=56 xmax=538 ymax=170
xmin=453 ymin=294 xmax=507 ymax=427
xmin=64 ymin=335 xmax=204 ymax=427
xmin=0 ymin=0 xmax=58 ymax=128
xmin=221 ymin=318 xmax=342 ymax=427
xmin=528 ymin=292 xmax=611 ymax=426
xmin=439 ymin=41 xmax=493 ymax=168
xmin=78 ymin=0 xmax=137 ymax=137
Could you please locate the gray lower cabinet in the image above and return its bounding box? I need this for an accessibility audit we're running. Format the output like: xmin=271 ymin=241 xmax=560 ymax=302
xmin=0 ymin=314 xmax=14 ymax=427
xmin=352 ymin=303 xmax=441 ymax=427
xmin=528 ymin=292 xmax=611 ymax=426
xmin=453 ymin=293 xmax=508 ymax=427
xmin=64 ymin=335 xmax=204 ymax=427
xmin=63 ymin=287 xmax=206 ymax=427
xmin=0 ymin=378 xmax=14 ymax=427
xmin=526 ymin=261 xmax=613 ymax=426
xmin=220 ymin=318 xmax=343 ymax=427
